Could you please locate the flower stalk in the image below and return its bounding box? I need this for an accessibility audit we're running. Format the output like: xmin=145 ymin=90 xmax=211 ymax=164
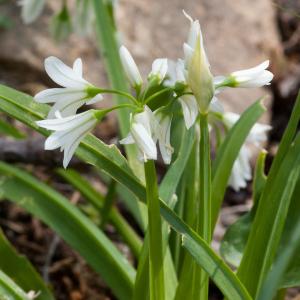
xmin=144 ymin=160 xmax=165 ymax=300
xmin=197 ymin=113 xmax=211 ymax=299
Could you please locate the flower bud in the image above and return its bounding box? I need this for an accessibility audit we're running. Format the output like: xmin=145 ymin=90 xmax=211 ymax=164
xmin=183 ymin=13 xmax=214 ymax=114
xmin=119 ymin=46 xmax=143 ymax=88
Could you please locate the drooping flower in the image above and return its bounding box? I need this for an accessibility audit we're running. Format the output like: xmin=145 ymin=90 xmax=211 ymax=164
xmin=223 ymin=112 xmax=271 ymax=191
xmin=35 ymin=56 xmax=103 ymax=119
xmin=155 ymin=112 xmax=173 ymax=164
xmin=182 ymin=11 xmax=214 ymax=113
xmin=119 ymin=46 xmax=143 ymax=88
xmin=36 ymin=110 xmax=99 ymax=168
xmin=120 ymin=106 xmax=158 ymax=162
xmin=19 ymin=0 xmax=46 ymax=24
xmin=148 ymin=59 xmax=168 ymax=84
xmin=214 ymin=61 xmax=274 ymax=90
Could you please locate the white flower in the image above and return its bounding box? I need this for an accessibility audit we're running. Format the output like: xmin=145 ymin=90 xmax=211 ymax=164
xmin=19 ymin=0 xmax=46 ymax=24
xmin=228 ymin=146 xmax=252 ymax=191
xmin=223 ymin=112 xmax=271 ymax=191
xmin=182 ymin=11 xmax=214 ymax=113
xmin=148 ymin=59 xmax=168 ymax=84
xmin=119 ymin=46 xmax=143 ymax=88
xmin=155 ymin=112 xmax=174 ymax=164
xmin=36 ymin=110 xmax=98 ymax=168
xmin=35 ymin=56 xmax=103 ymax=119
xmin=120 ymin=106 xmax=158 ymax=162
xmin=215 ymin=61 xmax=273 ymax=90
xmin=164 ymin=59 xmax=186 ymax=87
xmin=231 ymin=61 xmax=273 ymax=88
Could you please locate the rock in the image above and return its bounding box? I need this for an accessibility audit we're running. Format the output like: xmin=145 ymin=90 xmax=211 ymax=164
xmin=117 ymin=0 xmax=283 ymax=122
xmin=0 ymin=0 xmax=283 ymax=124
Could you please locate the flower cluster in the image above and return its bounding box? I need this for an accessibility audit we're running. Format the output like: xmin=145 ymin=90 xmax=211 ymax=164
xmin=35 ymin=11 xmax=273 ymax=190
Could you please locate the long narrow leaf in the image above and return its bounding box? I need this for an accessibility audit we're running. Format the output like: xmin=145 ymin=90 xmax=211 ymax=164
xmin=237 ymin=134 xmax=300 ymax=297
xmin=0 ymin=229 xmax=54 ymax=300
xmin=0 ymin=270 xmax=29 ymax=300
xmin=211 ymin=100 xmax=266 ymax=228
xmin=0 ymin=162 xmax=135 ymax=300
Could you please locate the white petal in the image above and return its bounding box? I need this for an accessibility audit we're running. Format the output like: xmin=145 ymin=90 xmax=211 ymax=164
xmin=73 ymin=58 xmax=83 ymax=77
xmin=119 ymin=46 xmax=143 ymax=87
xmin=36 ymin=110 xmax=93 ymax=131
xmin=232 ymin=60 xmax=270 ymax=78
xmin=119 ymin=133 xmax=135 ymax=145
xmin=47 ymin=99 xmax=85 ymax=119
xmin=86 ymin=94 xmax=104 ymax=105
xmin=131 ymin=123 xmax=157 ymax=160
xmin=209 ymin=96 xmax=224 ymax=113
xmin=149 ymin=58 xmax=168 ymax=82
xmin=179 ymin=95 xmax=198 ymax=129
xmin=238 ymin=71 xmax=274 ymax=88
xmin=34 ymin=88 xmax=86 ymax=104
xmin=45 ymin=56 xmax=89 ymax=88
xmin=157 ymin=114 xmax=173 ymax=164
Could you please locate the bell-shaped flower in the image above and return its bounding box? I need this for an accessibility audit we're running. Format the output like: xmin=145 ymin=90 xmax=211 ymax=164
xmin=19 ymin=0 xmax=46 ymax=24
xmin=223 ymin=112 xmax=271 ymax=191
xmin=183 ymin=11 xmax=214 ymax=113
xmin=120 ymin=106 xmax=158 ymax=162
xmin=119 ymin=46 xmax=143 ymax=88
xmin=214 ymin=61 xmax=273 ymax=91
xmin=36 ymin=110 xmax=99 ymax=168
xmin=148 ymin=58 xmax=168 ymax=84
xmin=155 ymin=112 xmax=174 ymax=164
xmin=35 ymin=56 xmax=103 ymax=119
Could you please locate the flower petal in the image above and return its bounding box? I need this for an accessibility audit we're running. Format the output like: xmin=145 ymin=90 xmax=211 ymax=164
xmin=45 ymin=56 xmax=89 ymax=88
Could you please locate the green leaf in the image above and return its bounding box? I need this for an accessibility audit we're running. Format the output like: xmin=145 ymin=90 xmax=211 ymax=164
xmin=92 ymin=0 xmax=144 ymax=179
xmin=160 ymin=201 xmax=252 ymax=300
xmin=0 ymin=85 xmax=250 ymax=300
xmin=220 ymin=150 xmax=267 ymax=267
xmin=277 ymin=177 xmax=300 ymax=288
xmin=0 ymin=162 xmax=135 ymax=300
xmin=0 ymin=229 xmax=54 ymax=300
xmin=56 ymin=168 xmax=142 ymax=258
xmin=0 ymin=118 xmax=25 ymax=139
xmin=0 ymin=270 xmax=29 ymax=300
xmin=257 ymin=216 xmax=300 ymax=300
xmin=133 ymin=126 xmax=194 ymax=300
xmin=211 ymin=99 xmax=266 ymax=228
xmin=237 ymin=134 xmax=300 ymax=297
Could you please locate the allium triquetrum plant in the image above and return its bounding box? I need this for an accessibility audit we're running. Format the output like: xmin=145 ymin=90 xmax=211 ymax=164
xmin=0 ymin=2 xmax=300 ymax=300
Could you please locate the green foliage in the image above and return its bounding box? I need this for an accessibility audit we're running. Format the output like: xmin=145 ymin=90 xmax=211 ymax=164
xmin=0 ymin=229 xmax=54 ymax=300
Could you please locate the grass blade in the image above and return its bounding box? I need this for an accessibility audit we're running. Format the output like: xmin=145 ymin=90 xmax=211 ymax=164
xmin=0 ymin=228 xmax=54 ymax=300
xmin=0 ymin=162 xmax=135 ymax=300
xmin=211 ymin=99 xmax=266 ymax=228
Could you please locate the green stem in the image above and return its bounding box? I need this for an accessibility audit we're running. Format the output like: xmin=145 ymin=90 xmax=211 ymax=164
xmin=90 ymin=87 xmax=139 ymax=105
xmin=92 ymin=0 xmax=145 ymax=180
xmin=100 ymin=180 xmax=117 ymax=227
xmin=197 ymin=113 xmax=211 ymax=300
xmin=144 ymin=160 xmax=165 ymax=300
xmin=144 ymin=87 xmax=173 ymax=104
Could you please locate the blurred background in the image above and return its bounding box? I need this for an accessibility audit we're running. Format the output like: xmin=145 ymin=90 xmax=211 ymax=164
xmin=0 ymin=0 xmax=299 ymax=299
